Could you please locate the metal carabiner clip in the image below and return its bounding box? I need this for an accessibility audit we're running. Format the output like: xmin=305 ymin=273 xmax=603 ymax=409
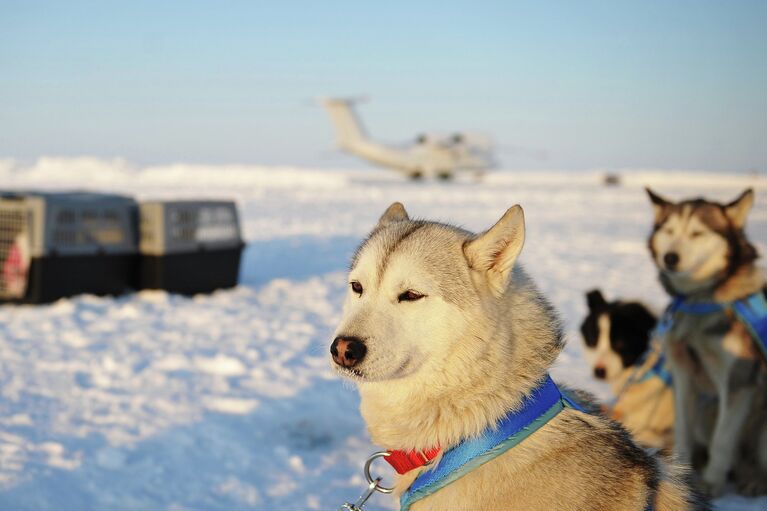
xmin=338 ymin=452 xmax=393 ymax=510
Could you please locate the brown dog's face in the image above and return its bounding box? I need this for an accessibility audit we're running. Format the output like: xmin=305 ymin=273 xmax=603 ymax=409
xmin=646 ymin=188 xmax=756 ymax=292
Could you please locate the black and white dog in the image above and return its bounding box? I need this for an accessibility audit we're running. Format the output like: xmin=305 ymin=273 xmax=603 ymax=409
xmin=581 ymin=289 xmax=675 ymax=450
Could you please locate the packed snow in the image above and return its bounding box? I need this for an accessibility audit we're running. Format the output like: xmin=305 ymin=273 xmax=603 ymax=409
xmin=1 ymin=157 xmax=766 ymax=510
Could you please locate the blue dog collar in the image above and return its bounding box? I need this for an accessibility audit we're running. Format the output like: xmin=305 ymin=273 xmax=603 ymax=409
xmin=400 ymin=374 xmax=576 ymax=510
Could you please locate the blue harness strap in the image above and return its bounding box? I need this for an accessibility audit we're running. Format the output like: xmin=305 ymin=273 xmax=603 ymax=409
xmin=607 ymin=342 xmax=672 ymax=415
xmin=400 ymin=375 xmax=569 ymax=510
xmin=637 ymin=351 xmax=673 ymax=387
xmin=653 ymin=296 xmax=685 ymax=337
xmin=656 ymin=291 xmax=767 ymax=362
xmin=674 ymin=300 xmax=728 ymax=315
xmin=732 ymin=291 xmax=767 ymax=359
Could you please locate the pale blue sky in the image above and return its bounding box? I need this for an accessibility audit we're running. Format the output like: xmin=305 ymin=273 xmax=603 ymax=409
xmin=1 ymin=1 xmax=765 ymax=170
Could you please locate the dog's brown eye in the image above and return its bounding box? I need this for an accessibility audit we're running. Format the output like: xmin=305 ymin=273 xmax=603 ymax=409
xmin=398 ymin=290 xmax=425 ymax=302
xmin=351 ymin=281 xmax=363 ymax=295
xmin=690 ymin=231 xmax=703 ymax=238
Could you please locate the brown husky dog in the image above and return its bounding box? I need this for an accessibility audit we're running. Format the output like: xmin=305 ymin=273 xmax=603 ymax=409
xmin=646 ymin=188 xmax=767 ymax=497
xmin=332 ymin=203 xmax=707 ymax=510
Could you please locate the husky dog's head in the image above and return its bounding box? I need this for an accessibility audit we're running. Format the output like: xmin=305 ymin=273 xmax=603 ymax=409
xmin=331 ymin=203 xmax=565 ymax=447
xmin=646 ymin=188 xmax=757 ymax=295
xmin=580 ymin=289 xmax=657 ymax=383
xmin=330 ymin=202 xmax=543 ymax=383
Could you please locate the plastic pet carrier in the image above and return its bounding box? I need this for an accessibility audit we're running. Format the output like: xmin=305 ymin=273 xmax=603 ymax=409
xmin=0 ymin=191 xmax=139 ymax=304
xmin=138 ymin=200 xmax=244 ymax=294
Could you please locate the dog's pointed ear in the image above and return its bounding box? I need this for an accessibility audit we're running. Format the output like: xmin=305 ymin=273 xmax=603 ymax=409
xmin=586 ymin=289 xmax=607 ymax=311
xmin=645 ymin=187 xmax=673 ymax=224
xmin=724 ymin=188 xmax=754 ymax=229
xmin=463 ymin=205 xmax=525 ymax=297
xmin=376 ymin=202 xmax=409 ymax=229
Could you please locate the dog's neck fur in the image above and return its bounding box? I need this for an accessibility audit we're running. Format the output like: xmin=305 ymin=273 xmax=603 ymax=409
xmin=660 ymin=262 xmax=764 ymax=303
xmin=608 ymin=364 xmax=640 ymax=395
xmin=607 ymin=344 xmax=662 ymax=395
xmin=357 ymin=266 xmax=564 ymax=452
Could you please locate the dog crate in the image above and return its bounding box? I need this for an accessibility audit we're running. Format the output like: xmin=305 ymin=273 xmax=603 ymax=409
xmin=138 ymin=200 xmax=244 ymax=294
xmin=0 ymin=191 xmax=139 ymax=304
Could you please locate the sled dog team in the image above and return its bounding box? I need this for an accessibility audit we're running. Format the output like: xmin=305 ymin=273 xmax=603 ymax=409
xmin=331 ymin=188 xmax=766 ymax=510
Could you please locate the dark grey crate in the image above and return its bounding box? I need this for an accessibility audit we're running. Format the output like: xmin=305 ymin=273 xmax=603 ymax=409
xmin=138 ymin=200 xmax=243 ymax=294
xmin=0 ymin=191 xmax=139 ymax=303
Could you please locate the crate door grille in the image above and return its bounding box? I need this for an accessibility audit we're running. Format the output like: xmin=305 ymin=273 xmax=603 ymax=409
xmin=170 ymin=208 xmax=198 ymax=244
xmin=196 ymin=206 xmax=238 ymax=243
xmin=0 ymin=209 xmax=31 ymax=299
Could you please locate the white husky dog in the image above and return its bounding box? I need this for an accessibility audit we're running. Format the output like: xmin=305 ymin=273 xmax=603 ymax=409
xmin=331 ymin=203 xmax=706 ymax=511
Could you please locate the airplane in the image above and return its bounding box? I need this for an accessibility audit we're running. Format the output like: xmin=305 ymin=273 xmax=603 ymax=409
xmin=320 ymin=97 xmax=495 ymax=180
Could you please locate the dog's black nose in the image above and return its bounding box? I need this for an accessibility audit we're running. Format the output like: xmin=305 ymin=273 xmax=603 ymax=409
xmin=331 ymin=336 xmax=367 ymax=368
xmin=594 ymin=367 xmax=606 ymax=379
xmin=663 ymin=252 xmax=680 ymax=270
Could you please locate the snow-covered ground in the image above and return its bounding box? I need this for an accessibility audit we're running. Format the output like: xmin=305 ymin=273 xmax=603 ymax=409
xmin=1 ymin=157 xmax=766 ymax=510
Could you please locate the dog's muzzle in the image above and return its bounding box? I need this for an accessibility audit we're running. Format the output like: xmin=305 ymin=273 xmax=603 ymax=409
xmin=331 ymin=336 xmax=367 ymax=368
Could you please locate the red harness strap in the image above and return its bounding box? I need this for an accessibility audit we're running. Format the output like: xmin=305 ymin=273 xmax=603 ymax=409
xmin=384 ymin=446 xmax=441 ymax=475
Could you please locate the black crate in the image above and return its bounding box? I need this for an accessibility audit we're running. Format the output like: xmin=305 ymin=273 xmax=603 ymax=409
xmin=0 ymin=191 xmax=139 ymax=304
xmin=138 ymin=201 xmax=243 ymax=295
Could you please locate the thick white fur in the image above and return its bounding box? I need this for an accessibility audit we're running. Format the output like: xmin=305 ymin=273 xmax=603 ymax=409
xmin=333 ymin=203 xmax=702 ymax=510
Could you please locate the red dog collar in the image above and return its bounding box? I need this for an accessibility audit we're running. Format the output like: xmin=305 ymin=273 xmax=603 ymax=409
xmin=384 ymin=447 xmax=441 ymax=474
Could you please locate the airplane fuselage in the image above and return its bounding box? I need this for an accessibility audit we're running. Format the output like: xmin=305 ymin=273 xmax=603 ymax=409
xmin=322 ymin=98 xmax=493 ymax=179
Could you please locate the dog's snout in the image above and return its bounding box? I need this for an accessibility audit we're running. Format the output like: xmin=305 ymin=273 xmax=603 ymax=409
xmin=331 ymin=336 xmax=367 ymax=368
xmin=594 ymin=366 xmax=606 ymax=380
xmin=663 ymin=252 xmax=680 ymax=270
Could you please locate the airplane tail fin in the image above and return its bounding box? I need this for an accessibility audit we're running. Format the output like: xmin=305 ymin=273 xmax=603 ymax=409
xmin=321 ymin=98 xmax=368 ymax=149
